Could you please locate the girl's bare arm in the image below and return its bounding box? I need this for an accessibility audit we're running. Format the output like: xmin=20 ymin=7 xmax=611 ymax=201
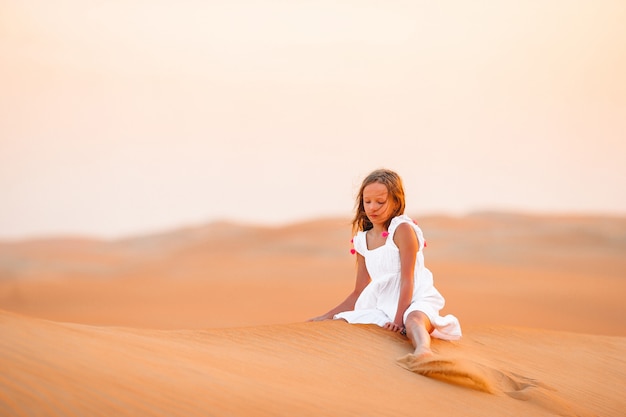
xmin=392 ymin=223 xmax=418 ymax=327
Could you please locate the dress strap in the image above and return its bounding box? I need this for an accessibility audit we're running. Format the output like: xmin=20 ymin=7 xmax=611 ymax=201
xmin=388 ymin=215 xmax=425 ymax=251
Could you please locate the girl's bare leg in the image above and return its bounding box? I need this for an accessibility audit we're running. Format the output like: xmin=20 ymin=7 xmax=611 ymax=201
xmin=404 ymin=310 xmax=435 ymax=360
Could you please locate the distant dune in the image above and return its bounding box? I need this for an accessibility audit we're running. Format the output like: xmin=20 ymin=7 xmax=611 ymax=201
xmin=1 ymin=213 xmax=625 ymax=416
xmin=1 ymin=213 xmax=624 ymax=334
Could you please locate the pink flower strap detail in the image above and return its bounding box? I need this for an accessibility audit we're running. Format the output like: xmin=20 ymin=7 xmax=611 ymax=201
xmin=381 ymin=231 xmax=389 ymax=238
xmin=350 ymin=248 xmax=356 ymax=255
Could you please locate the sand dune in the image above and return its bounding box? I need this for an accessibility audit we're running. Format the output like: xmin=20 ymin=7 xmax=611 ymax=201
xmin=1 ymin=310 xmax=624 ymax=416
xmin=1 ymin=213 xmax=625 ymax=415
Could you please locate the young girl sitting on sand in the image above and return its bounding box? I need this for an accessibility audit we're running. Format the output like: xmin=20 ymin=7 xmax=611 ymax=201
xmin=310 ymin=168 xmax=461 ymax=360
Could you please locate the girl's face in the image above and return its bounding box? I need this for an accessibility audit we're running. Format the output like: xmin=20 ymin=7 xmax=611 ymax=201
xmin=362 ymin=182 xmax=394 ymax=228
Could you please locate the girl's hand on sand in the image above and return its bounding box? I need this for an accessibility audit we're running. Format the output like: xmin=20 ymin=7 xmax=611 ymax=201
xmin=308 ymin=315 xmax=330 ymax=322
xmin=383 ymin=322 xmax=404 ymax=333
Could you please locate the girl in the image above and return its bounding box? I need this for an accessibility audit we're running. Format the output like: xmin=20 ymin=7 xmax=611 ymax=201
xmin=310 ymin=169 xmax=461 ymax=360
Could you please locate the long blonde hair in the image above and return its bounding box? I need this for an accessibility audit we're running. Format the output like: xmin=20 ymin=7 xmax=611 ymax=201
xmin=352 ymin=169 xmax=406 ymax=235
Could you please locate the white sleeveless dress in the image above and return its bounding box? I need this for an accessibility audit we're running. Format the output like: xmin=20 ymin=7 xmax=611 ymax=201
xmin=334 ymin=215 xmax=462 ymax=340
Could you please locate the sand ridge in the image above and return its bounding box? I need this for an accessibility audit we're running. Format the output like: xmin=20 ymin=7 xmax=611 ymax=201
xmin=2 ymin=311 xmax=624 ymax=416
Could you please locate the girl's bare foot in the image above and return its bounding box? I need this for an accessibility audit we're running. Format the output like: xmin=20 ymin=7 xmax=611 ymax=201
xmin=412 ymin=346 xmax=434 ymax=361
xmin=396 ymin=347 xmax=434 ymax=372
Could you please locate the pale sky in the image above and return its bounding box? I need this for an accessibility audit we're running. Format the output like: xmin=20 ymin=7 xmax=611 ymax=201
xmin=1 ymin=0 xmax=625 ymax=239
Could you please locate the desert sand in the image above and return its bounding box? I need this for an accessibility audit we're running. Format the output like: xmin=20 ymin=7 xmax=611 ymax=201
xmin=1 ymin=213 xmax=625 ymax=416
